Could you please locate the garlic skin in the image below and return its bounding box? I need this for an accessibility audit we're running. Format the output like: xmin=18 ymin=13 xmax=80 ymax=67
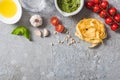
xmin=30 ymin=15 xmax=43 ymax=27
xmin=43 ymin=29 xmax=50 ymax=37
xmin=34 ymin=29 xmax=42 ymax=37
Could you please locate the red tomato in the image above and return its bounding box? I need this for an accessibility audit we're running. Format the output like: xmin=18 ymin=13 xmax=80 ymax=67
xmin=99 ymin=10 xmax=108 ymax=18
xmin=114 ymin=14 xmax=120 ymax=23
xmin=93 ymin=0 xmax=100 ymax=4
xmin=55 ymin=24 xmax=64 ymax=33
xmin=100 ymin=1 xmax=109 ymax=9
xmin=110 ymin=23 xmax=119 ymax=31
xmin=108 ymin=7 xmax=117 ymax=16
xmin=86 ymin=1 xmax=95 ymax=9
xmin=93 ymin=5 xmax=101 ymax=13
xmin=50 ymin=17 xmax=59 ymax=26
xmin=105 ymin=17 xmax=113 ymax=25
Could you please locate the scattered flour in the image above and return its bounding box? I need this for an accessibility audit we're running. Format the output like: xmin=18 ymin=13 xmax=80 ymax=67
xmin=22 ymin=76 xmax=27 ymax=80
xmin=11 ymin=60 xmax=17 ymax=65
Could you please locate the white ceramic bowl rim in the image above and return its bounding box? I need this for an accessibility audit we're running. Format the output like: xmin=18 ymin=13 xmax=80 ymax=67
xmin=54 ymin=0 xmax=84 ymax=17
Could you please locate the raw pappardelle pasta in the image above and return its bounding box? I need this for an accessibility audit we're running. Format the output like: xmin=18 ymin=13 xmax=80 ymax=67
xmin=75 ymin=18 xmax=107 ymax=48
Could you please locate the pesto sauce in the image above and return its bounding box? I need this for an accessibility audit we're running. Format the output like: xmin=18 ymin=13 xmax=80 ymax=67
xmin=57 ymin=0 xmax=80 ymax=13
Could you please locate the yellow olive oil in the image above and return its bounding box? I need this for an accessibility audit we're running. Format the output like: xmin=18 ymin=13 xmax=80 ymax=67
xmin=0 ymin=0 xmax=17 ymax=18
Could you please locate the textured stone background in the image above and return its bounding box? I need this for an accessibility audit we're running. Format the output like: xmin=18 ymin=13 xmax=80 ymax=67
xmin=0 ymin=0 xmax=120 ymax=80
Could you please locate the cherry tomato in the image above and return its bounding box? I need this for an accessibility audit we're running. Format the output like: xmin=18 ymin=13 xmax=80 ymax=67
xmin=50 ymin=17 xmax=59 ymax=26
xmin=110 ymin=23 xmax=119 ymax=31
xmin=114 ymin=14 xmax=120 ymax=23
xmin=105 ymin=17 xmax=113 ymax=25
xmin=100 ymin=1 xmax=109 ymax=9
xmin=86 ymin=1 xmax=95 ymax=9
xmin=93 ymin=5 xmax=101 ymax=13
xmin=108 ymin=7 xmax=117 ymax=16
xmin=93 ymin=0 xmax=100 ymax=4
xmin=55 ymin=24 xmax=64 ymax=33
xmin=99 ymin=10 xmax=108 ymax=18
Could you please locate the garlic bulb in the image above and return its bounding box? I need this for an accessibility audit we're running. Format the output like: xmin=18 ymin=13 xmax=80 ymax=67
xmin=30 ymin=14 xmax=43 ymax=27
xmin=43 ymin=29 xmax=50 ymax=37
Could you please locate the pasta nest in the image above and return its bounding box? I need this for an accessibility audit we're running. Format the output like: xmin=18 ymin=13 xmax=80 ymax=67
xmin=75 ymin=18 xmax=107 ymax=48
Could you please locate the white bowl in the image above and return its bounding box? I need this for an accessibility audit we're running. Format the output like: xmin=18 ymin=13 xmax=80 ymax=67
xmin=0 ymin=0 xmax=22 ymax=24
xmin=54 ymin=0 xmax=84 ymax=17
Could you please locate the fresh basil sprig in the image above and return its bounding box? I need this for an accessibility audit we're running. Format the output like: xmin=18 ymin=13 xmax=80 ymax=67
xmin=11 ymin=26 xmax=31 ymax=40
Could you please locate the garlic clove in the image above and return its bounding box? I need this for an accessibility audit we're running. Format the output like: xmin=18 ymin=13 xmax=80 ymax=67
xmin=43 ymin=29 xmax=50 ymax=37
xmin=34 ymin=29 xmax=42 ymax=37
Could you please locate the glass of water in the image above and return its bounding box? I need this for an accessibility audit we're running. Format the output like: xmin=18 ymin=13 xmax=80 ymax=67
xmin=20 ymin=0 xmax=47 ymax=12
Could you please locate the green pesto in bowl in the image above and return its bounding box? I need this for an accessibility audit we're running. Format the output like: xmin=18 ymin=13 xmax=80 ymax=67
xmin=57 ymin=0 xmax=81 ymax=13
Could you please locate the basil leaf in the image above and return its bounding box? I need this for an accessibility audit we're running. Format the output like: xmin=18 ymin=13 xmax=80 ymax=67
xmin=11 ymin=26 xmax=31 ymax=40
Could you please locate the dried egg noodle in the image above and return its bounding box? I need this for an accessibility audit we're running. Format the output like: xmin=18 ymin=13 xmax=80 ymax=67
xmin=75 ymin=18 xmax=107 ymax=48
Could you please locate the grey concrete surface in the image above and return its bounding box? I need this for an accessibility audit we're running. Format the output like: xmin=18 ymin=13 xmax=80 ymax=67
xmin=0 ymin=0 xmax=120 ymax=80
